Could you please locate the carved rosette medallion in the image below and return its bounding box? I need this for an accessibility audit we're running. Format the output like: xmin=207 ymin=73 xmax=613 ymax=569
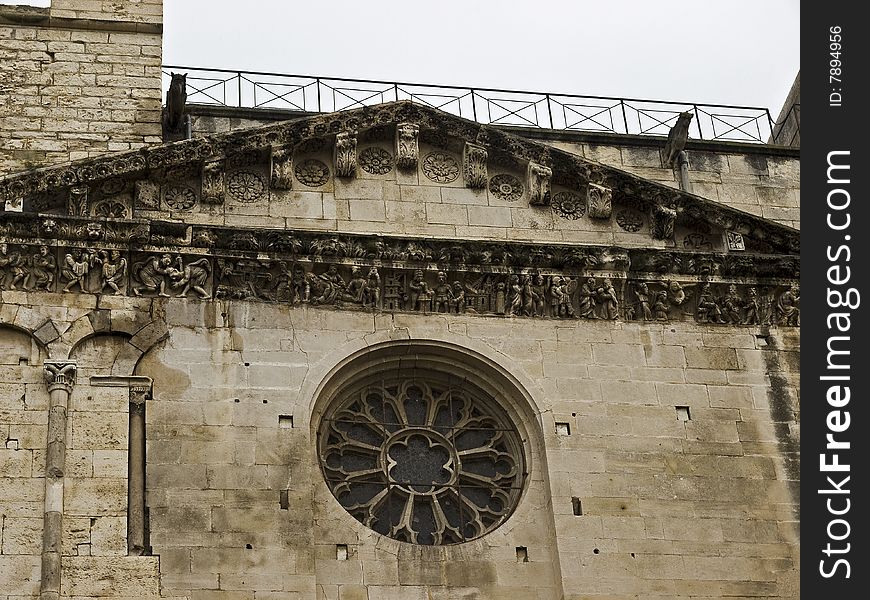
xmin=396 ymin=122 xmax=419 ymax=168
xmin=527 ymin=163 xmax=552 ymax=206
xmin=551 ymin=191 xmax=585 ymax=220
xmin=294 ymin=159 xmax=330 ymax=187
xmin=586 ymin=183 xmax=612 ymax=219
xmin=100 ymin=177 xmax=127 ymax=195
xmin=94 ymin=200 xmax=128 ymax=219
xmin=319 ymin=376 xmax=525 ymax=545
xmin=164 ymin=186 xmax=196 ymax=211
xmin=358 ymin=147 xmax=394 ymax=175
xmin=334 ymin=132 xmax=358 ymax=178
xmin=463 ymin=142 xmax=488 ymax=189
xmin=616 ymin=209 xmax=644 ymax=232
xmin=422 ymin=152 xmax=460 ymax=184
xmin=227 ymin=171 xmax=267 ymax=203
xmin=488 ymin=174 xmax=524 ymax=202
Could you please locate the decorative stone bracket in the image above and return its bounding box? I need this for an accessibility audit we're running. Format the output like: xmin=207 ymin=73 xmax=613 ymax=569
xmin=463 ymin=142 xmax=488 ymax=189
xmin=395 ymin=122 xmax=419 ymax=169
xmin=527 ymin=162 xmax=552 ymax=206
xmin=334 ymin=132 xmax=358 ymax=178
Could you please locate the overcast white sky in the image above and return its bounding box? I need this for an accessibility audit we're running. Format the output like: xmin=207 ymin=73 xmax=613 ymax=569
xmin=162 ymin=0 xmax=800 ymax=112
xmin=4 ymin=0 xmax=799 ymax=112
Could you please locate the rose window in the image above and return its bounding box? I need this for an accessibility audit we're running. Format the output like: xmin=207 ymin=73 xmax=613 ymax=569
xmin=318 ymin=376 xmax=525 ymax=545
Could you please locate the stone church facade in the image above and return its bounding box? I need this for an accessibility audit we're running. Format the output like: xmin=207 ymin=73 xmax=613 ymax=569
xmin=1 ymin=2 xmax=799 ymax=599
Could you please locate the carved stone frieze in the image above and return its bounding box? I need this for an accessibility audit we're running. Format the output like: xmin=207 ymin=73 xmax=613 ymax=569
xmin=333 ymin=132 xmax=358 ymax=178
xmin=270 ymin=148 xmax=293 ymax=190
xmin=527 ymin=162 xmax=552 ymax=206
xmin=463 ymin=142 xmax=488 ymax=189
xmin=131 ymin=253 xmax=212 ymax=299
xmin=201 ymin=160 xmax=225 ymax=205
xmin=586 ymin=183 xmax=612 ymax=219
xmin=395 ymin=122 xmax=419 ymax=169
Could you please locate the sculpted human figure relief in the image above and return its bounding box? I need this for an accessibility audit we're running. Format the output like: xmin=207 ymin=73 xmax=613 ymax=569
xmin=449 ymin=281 xmax=465 ymax=314
xmin=97 ymin=249 xmax=128 ymax=294
xmin=408 ymin=269 xmax=432 ymax=312
xmin=596 ymin=277 xmax=619 ymax=320
xmin=29 ymin=245 xmax=56 ymax=291
xmin=776 ymin=284 xmax=800 ymax=326
xmin=132 ymin=254 xmax=173 ymax=297
xmin=578 ymin=278 xmax=597 ymax=319
xmin=634 ymin=282 xmax=653 ymax=321
xmin=527 ymin=162 xmax=552 ymax=206
xmin=432 ymin=271 xmax=453 ymax=313
xmin=61 ymin=249 xmax=93 ymax=293
xmin=342 ymin=267 xmax=367 ymax=304
xmin=166 ymin=256 xmax=212 ymax=298
xmin=695 ymin=282 xmax=725 ymax=324
xmin=0 ymin=243 xmax=28 ymax=290
xmin=363 ymin=267 xmax=381 ymax=309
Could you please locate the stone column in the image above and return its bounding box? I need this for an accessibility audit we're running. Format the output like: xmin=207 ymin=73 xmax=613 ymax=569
xmin=127 ymin=383 xmax=151 ymax=555
xmin=40 ymin=361 xmax=76 ymax=600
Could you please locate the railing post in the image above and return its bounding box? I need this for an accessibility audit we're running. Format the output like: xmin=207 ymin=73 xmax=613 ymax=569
xmin=470 ymin=89 xmax=478 ymax=123
xmin=620 ymin=100 xmax=628 ymax=135
xmin=237 ymin=72 xmax=242 ymax=108
xmin=545 ymin=94 xmax=554 ymax=130
xmin=394 ymin=83 xmax=399 ymax=103
xmin=316 ymin=78 xmax=322 ymax=113
xmin=693 ymin=105 xmax=703 ymax=140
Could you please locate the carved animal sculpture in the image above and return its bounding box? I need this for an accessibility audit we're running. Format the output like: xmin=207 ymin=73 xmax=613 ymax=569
xmin=163 ymin=72 xmax=187 ymax=134
xmin=662 ymin=111 xmax=694 ymax=167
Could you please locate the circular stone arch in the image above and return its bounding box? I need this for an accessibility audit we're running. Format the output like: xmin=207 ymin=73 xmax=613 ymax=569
xmin=305 ymin=336 xmax=549 ymax=546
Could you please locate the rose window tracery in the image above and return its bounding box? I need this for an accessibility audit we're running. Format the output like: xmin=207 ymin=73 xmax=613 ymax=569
xmin=318 ymin=376 xmax=525 ymax=545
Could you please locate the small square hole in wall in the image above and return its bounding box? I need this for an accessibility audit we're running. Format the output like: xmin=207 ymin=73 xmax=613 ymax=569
xmin=516 ymin=547 xmax=529 ymax=563
xmin=279 ymin=489 xmax=289 ymax=510
xmin=555 ymin=422 xmax=571 ymax=436
xmin=18 ymin=357 xmax=28 ymax=366
xmin=336 ymin=544 xmax=349 ymax=560
xmin=676 ymin=406 xmax=691 ymax=422
xmin=279 ymin=415 xmax=294 ymax=429
xmin=571 ymin=497 xmax=583 ymax=516
xmin=6 ymin=439 xmax=19 ymax=450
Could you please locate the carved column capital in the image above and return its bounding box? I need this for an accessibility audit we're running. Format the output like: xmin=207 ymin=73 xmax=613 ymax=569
xmin=463 ymin=142 xmax=488 ymax=189
xmin=334 ymin=132 xmax=358 ymax=178
xmin=201 ymin=159 xmax=225 ymax=205
xmin=270 ymin=147 xmax=294 ymax=190
xmin=129 ymin=384 xmax=151 ymax=406
xmin=44 ymin=361 xmax=76 ymax=393
xmin=395 ymin=123 xmax=419 ymax=169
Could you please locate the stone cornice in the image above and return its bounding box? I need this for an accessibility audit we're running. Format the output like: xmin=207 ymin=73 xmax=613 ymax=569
xmin=0 ymin=101 xmax=799 ymax=255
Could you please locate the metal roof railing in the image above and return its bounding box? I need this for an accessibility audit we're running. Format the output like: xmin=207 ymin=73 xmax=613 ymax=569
xmin=163 ymin=66 xmax=797 ymax=145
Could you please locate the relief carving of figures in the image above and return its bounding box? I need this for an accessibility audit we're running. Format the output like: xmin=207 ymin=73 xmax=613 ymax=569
xmin=334 ymin=132 xmax=358 ymax=178
xmin=595 ymin=277 xmax=619 ymax=320
xmin=578 ymin=278 xmax=597 ymax=319
xmin=548 ymin=275 xmax=575 ymax=318
xmin=363 ymin=267 xmax=381 ymax=309
xmin=166 ymin=256 xmax=212 ymax=299
xmin=0 ymin=243 xmax=29 ymax=290
xmin=97 ymin=249 xmax=127 ymax=294
xmin=695 ymin=282 xmax=725 ymax=324
xmin=634 ymin=282 xmax=653 ymax=321
xmin=653 ymin=291 xmax=670 ymax=321
xmin=776 ymin=285 xmax=800 ymax=326
xmin=431 ymin=271 xmax=454 ymax=313
xmin=61 ymin=248 xmax=94 ymax=293
xmin=449 ymin=281 xmax=466 ymax=314
xmin=308 ymin=265 xmax=345 ymax=305
xmin=586 ymin=183 xmax=612 ymax=219
xmin=463 ymin=142 xmax=488 ymax=189
xmin=395 ymin=123 xmax=419 ymax=169
xmin=530 ymin=273 xmax=547 ymax=317
xmin=341 ymin=267 xmax=367 ymax=304
xmin=201 ymin=160 xmax=225 ymax=204
xmin=505 ymin=274 xmax=523 ymax=316
xmin=527 ymin=162 xmax=552 ymax=206
xmin=29 ymin=245 xmax=56 ymax=291
xmin=408 ymin=269 xmax=432 ymax=312
xmin=132 ymin=254 xmax=173 ymax=297
xmin=270 ymin=148 xmax=294 ymax=190
xmin=722 ymin=284 xmax=743 ymax=324
xmin=742 ymin=287 xmax=760 ymax=325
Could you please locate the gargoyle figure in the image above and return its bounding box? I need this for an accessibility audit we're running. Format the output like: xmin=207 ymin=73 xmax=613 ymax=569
xmin=162 ymin=72 xmax=189 ymax=141
xmin=662 ymin=111 xmax=693 ymax=167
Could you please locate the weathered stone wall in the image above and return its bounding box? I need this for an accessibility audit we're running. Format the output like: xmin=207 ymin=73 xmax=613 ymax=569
xmin=0 ymin=0 xmax=163 ymax=175
xmin=188 ymin=108 xmax=800 ymax=230
xmin=1 ymin=295 xmax=800 ymax=599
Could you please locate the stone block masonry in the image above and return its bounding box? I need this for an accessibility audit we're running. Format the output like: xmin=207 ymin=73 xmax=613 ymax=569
xmin=0 ymin=1 xmax=163 ymax=174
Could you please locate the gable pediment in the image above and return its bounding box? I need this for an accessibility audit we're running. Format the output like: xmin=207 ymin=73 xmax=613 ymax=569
xmin=0 ymin=101 xmax=798 ymax=327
